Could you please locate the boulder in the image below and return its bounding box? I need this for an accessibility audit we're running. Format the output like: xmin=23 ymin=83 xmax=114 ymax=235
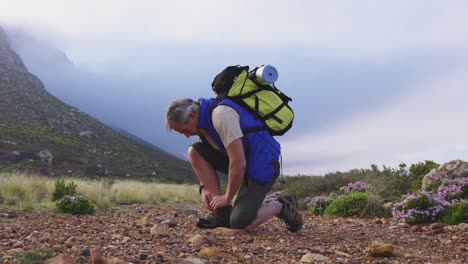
xmin=37 ymin=149 xmax=54 ymax=165
xmin=421 ymin=159 xmax=468 ymax=191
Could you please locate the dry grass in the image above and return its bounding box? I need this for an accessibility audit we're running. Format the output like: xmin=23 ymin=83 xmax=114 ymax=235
xmin=0 ymin=172 xmax=200 ymax=211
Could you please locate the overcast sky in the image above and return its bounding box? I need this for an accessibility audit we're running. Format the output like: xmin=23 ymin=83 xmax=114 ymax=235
xmin=1 ymin=0 xmax=467 ymax=175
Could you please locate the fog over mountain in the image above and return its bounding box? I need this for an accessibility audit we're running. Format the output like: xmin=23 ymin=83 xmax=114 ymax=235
xmin=0 ymin=26 xmax=195 ymax=180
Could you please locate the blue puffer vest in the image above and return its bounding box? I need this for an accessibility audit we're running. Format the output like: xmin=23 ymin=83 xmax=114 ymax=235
xmin=197 ymin=98 xmax=281 ymax=184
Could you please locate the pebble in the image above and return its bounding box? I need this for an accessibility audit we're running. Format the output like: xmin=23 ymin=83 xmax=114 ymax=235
xmin=52 ymin=245 xmax=64 ymax=252
xmin=82 ymin=248 xmax=91 ymax=257
xmin=300 ymin=253 xmax=329 ymax=263
xmin=12 ymin=242 xmax=23 ymax=248
xmin=7 ymin=248 xmax=24 ymax=255
xmin=161 ymin=219 xmax=177 ymax=227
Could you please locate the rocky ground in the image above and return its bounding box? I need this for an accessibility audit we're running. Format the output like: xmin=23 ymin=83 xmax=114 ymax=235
xmin=0 ymin=205 xmax=467 ymax=263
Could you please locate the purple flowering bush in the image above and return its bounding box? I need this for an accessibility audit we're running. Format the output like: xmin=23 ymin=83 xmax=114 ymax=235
xmin=340 ymin=181 xmax=374 ymax=195
xmin=264 ymin=191 xmax=282 ymax=203
xmin=392 ymin=176 xmax=467 ymax=224
xmin=306 ymin=195 xmax=334 ymax=215
xmin=392 ymin=192 xmax=448 ymax=224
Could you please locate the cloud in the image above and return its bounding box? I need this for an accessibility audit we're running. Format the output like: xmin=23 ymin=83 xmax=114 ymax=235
xmin=2 ymin=0 xmax=468 ymax=68
xmin=282 ymin=66 xmax=468 ymax=175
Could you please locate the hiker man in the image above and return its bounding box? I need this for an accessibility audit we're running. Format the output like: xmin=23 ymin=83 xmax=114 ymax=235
xmin=165 ymin=97 xmax=303 ymax=231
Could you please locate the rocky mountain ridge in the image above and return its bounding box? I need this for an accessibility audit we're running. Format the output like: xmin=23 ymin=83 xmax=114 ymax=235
xmin=0 ymin=26 xmax=195 ymax=182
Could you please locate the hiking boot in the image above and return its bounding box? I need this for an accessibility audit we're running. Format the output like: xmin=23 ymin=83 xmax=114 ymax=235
xmin=277 ymin=195 xmax=303 ymax=232
xmin=197 ymin=205 xmax=232 ymax=229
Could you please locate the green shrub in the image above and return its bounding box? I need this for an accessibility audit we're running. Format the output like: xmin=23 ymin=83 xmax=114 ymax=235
xmin=360 ymin=194 xmax=389 ymax=218
xmin=441 ymin=202 xmax=468 ymax=225
xmin=56 ymin=196 xmax=95 ymax=214
xmin=52 ymin=179 xmax=77 ymax=201
xmin=15 ymin=246 xmax=55 ymax=264
xmin=324 ymin=192 xmax=369 ymax=217
xmin=282 ymin=176 xmax=330 ymax=200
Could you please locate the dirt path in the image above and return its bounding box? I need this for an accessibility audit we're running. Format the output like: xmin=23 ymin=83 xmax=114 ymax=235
xmin=1 ymin=205 xmax=466 ymax=263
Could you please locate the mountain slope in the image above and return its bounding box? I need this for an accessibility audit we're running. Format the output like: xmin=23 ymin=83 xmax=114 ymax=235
xmin=0 ymin=26 xmax=195 ymax=182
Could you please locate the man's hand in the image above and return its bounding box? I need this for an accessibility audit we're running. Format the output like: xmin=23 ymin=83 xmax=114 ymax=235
xmin=201 ymin=189 xmax=215 ymax=211
xmin=210 ymin=194 xmax=229 ymax=210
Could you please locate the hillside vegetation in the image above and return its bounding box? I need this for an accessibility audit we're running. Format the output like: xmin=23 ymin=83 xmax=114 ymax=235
xmin=0 ymin=172 xmax=200 ymax=212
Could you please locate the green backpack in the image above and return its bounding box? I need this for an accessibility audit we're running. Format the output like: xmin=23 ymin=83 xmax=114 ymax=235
xmin=211 ymin=65 xmax=294 ymax=136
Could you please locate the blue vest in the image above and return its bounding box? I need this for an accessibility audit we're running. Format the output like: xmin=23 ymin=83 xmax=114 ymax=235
xmin=197 ymin=98 xmax=281 ymax=184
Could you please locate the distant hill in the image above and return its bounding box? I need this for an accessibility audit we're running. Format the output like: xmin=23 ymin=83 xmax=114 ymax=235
xmin=0 ymin=26 xmax=196 ymax=183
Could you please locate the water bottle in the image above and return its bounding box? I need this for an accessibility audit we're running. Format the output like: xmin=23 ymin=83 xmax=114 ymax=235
xmin=252 ymin=65 xmax=278 ymax=85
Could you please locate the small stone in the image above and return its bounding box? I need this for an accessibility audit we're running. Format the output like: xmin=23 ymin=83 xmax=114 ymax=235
xmin=369 ymin=241 xmax=394 ymax=257
xmin=81 ymin=248 xmax=90 ymax=257
xmin=455 ymin=245 xmax=466 ymax=251
xmin=411 ymin=225 xmax=423 ymax=232
xmin=65 ymin=236 xmax=74 ymax=248
xmin=244 ymin=254 xmax=252 ymax=260
xmin=173 ymin=257 xmax=205 ymax=264
xmin=334 ymin=250 xmax=351 ymax=258
xmin=12 ymin=241 xmax=23 ymax=248
xmin=52 ymin=245 xmax=64 ymax=252
xmin=150 ymin=223 xmax=169 ymax=236
xmin=185 ymin=234 xmax=206 ymax=246
xmin=398 ymin=222 xmax=409 ymax=228
xmin=212 ymin=227 xmax=249 ymax=236
xmin=198 ymin=247 xmax=237 ymax=260
xmin=139 ymin=216 xmax=149 ymax=227
xmin=106 ymin=257 xmax=126 ymax=264
xmin=429 ymin=222 xmax=446 ymax=230
xmin=161 ymin=219 xmax=177 ymax=227
xmin=300 ymin=253 xmax=329 ymax=263
xmin=7 ymin=248 xmax=24 ymax=255
xmin=457 ymin=223 xmax=468 ymax=231
xmin=127 ymin=256 xmax=140 ymax=263
xmin=70 ymin=246 xmax=80 ymax=256
xmin=174 ymin=205 xmax=199 ymax=215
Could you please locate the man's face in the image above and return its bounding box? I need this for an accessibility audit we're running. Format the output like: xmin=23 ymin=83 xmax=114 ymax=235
xmin=170 ymin=112 xmax=200 ymax=138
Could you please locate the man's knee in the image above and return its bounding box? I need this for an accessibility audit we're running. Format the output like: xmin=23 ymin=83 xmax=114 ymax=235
xmin=230 ymin=209 xmax=257 ymax=229
xmin=187 ymin=146 xmax=201 ymax=164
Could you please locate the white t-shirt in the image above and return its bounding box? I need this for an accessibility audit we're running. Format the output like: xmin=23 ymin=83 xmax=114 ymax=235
xmin=201 ymin=105 xmax=243 ymax=150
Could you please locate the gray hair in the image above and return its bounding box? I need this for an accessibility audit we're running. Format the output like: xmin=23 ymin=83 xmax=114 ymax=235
xmin=165 ymin=98 xmax=200 ymax=130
